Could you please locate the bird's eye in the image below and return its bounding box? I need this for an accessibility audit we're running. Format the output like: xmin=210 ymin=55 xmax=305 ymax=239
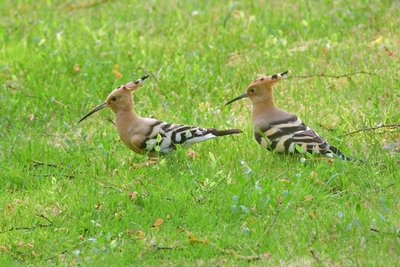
xmin=111 ymin=96 xmax=117 ymax=101
xmin=249 ymin=88 xmax=255 ymax=94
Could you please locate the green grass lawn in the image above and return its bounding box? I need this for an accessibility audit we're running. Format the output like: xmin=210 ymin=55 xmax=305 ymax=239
xmin=1 ymin=0 xmax=399 ymax=265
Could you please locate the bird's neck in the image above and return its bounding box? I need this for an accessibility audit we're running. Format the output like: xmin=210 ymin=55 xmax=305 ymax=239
xmin=115 ymin=106 xmax=142 ymax=131
xmin=114 ymin=107 xmax=142 ymax=150
xmin=252 ymin=89 xmax=278 ymax=123
xmin=253 ymin=90 xmax=275 ymax=114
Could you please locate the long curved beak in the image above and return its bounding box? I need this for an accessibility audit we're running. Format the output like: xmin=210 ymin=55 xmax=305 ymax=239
xmin=78 ymin=102 xmax=107 ymax=123
xmin=225 ymin=93 xmax=248 ymax=106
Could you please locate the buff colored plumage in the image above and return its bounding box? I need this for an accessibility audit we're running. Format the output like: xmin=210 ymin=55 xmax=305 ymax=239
xmin=79 ymin=75 xmax=241 ymax=156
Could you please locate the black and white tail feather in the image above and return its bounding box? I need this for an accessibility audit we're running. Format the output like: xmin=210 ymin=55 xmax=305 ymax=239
xmin=140 ymin=120 xmax=241 ymax=154
xmin=255 ymin=115 xmax=361 ymax=162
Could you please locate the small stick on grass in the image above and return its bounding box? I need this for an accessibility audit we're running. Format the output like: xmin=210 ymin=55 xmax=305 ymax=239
xmin=32 ymin=159 xmax=62 ymax=168
xmin=289 ymin=71 xmax=377 ymax=79
xmin=256 ymin=200 xmax=281 ymax=247
xmin=340 ymin=123 xmax=400 ymax=137
xmin=67 ymin=0 xmax=110 ymax=11
xmin=309 ymin=249 xmax=322 ymax=264
xmin=96 ymin=179 xmax=123 ymax=193
xmin=373 ymin=183 xmax=395 ymax=193
xmin=0 ymin=214 xmax=53 ymax=234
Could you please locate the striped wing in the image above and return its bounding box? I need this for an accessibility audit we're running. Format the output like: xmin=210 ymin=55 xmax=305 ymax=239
xmin=255 ymin=116 xmax=329 ymax=154
xmin=139 ymin=121 xmax=219 ymax=153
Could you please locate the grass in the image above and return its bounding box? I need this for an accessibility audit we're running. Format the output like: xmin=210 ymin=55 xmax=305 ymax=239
xmin=0 ymin=0 xmax=399 ymax=265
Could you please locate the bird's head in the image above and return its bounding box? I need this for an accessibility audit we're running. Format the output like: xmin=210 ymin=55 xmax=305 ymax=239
xmin=225 ymin=71 xmax=288 ymax=106
xmin=78 ymin=75 xmax=150 ymax=123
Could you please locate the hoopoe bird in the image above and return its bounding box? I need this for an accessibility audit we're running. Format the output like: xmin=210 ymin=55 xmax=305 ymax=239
xmin=78 ymin=75 xmax=241 ymax=155
xmin=226 ymin=71 xmax=357 ymax=161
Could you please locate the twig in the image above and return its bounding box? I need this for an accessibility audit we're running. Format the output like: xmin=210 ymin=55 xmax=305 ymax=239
xmin=369 ymin=228 xmax=400 ymax=237
xmin=309 ymin=249 xmax=322 ymax=264
xmin=373 ymin=183 xmax=395 ymax=193
xmin=340 ymin=123 xmax=400 ymax=137
xmin=32 ymin=159 xmax=62 ymax=168
xmin=256 ymin=200 xmax=281 ymax=247
xmin=38 ymin=214 xmax=52 ymax=224
xmin=155 ymin=246 xmax=175 ymax=250
xmin=136 ymin=178 xmax=150 ymax=196
xmin=67 ymin=0 xmax=110 ymax=11
xmin=96 ymin=179 xmax=123 ymax=193
xmin=222 ymin=249 xmax=271 ymax=262
xmin=45 ymin=250 xmax=68 ymax=261
xmin=0 ymin=214 xmax=53 ymax=234
xmin=289 ymin=71 xmax=377 ymax=79
xmin=32 ymin=174 xmax=75 ymax=179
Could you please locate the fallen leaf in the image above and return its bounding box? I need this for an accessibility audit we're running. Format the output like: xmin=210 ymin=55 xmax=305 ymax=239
xmin=128 ymin=191 xmax=138 ymax=200
xmin=149 ymin=236 xmax=157 ymax=248
xmin=188 ymin=232 xmax=209 ymax=244
xmin=371 ymin=35 xmax=383 ymax=45
xmin=198 ymin=101 xmax=211 ymax=112
xmin=18 ymin=242 xmax=34 ymax=249
xmin=310 ymin=211 xmax=317 ymax=220
xmin=112 ymin=69 xmax=123 ymax=79
xmin=73 ymin=63 xmax=80 ymax=73
xmin=53 ymin=207 xmax=60 ymax=215
xmin=262 ymin=252 xmax=272 ymax=260
xmin=0 ymin=245 xmax=10 ymax=252
xmin=227 ymin=52 xmax=242 ymax=66
xmin=384 ymin=47 xmax=395 ymax=57
xmin=112 ymin=64 xmax=122 ymax=79
xmin=304 ymin=195 xmax=313 ymax=202
xmin=137 ymin=230 xmax=144 ymax=238
xmin=152 ymin=218 xmax=164 ymax=228
xmin=7 ymin=204 xmax=14 ymax=211
xmin=187 ymin=149 xmax=200 ymax=159
xmin=277 ymin=196 xmax=283 ymax=205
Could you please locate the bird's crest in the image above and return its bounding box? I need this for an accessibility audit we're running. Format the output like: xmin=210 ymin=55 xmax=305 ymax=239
xmin=122 ymin=74 xmax=150 ymax=91
xmin=250 ymin=71 xmax=288 ymax=87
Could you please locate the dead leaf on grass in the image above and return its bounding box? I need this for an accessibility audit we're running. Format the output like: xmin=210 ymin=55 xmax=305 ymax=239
xmin=127 ymin=191 xmax=138 ymax=200
xmin=304 ymin=195 xmax=313 ymax=202
xmin=73 ymin=63 xmax=80 ymax=73
xmin=112 ymin=64 xmax=123 ymax=79
xmin=152 ymin=218 xmax=164 ymax=228
xmin=187 ymin=149 xmax=200 ymax=159
xmin=188 ymin=232 xmax=209 ymax=244
xmin=0 ymin=245 xmax=10 ymax=253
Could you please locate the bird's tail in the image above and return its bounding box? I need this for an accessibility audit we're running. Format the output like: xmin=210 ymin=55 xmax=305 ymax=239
xmin=327 ymin=145 xmax=363 ymax=163
xmin=209 ymin=128 xmax=242 ymax=136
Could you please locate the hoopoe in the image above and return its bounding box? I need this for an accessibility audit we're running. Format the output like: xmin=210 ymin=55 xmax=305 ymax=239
xmin=78 ymin=75 xmax=241 ymax=155
xmin=226 ymin=71 xmax=357 ymax=161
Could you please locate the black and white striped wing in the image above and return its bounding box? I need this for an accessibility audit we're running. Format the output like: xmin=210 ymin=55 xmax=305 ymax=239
xmin=255 ymin=115 xmax=329 ymax=154
xmin=290 ymin=128 xmax=330 ymax=154
xmin=140 ymin=121 xmax=218 ymax=153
